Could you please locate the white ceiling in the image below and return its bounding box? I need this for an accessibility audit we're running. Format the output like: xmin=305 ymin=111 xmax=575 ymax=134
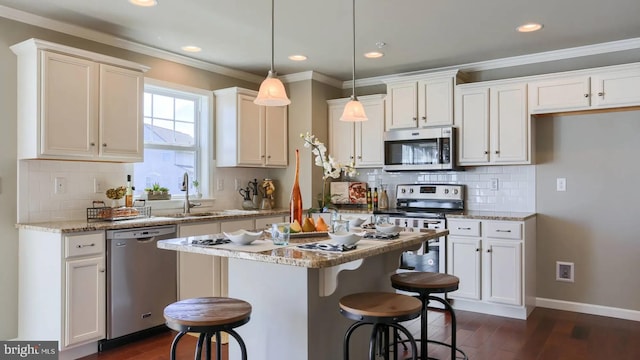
xmin=1 ymin=0 xmax=640 ymax=81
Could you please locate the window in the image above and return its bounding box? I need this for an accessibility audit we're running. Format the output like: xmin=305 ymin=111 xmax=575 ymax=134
xmin=134 ymin=81 xmax=211 ymax=197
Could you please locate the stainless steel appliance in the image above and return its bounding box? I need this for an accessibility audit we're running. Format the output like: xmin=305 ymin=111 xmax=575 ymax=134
xmin=375 ymin=183 xmax=465 ymax=274
xmin=103 ymin=225 xmax=177 ymax=345
xmin=383 ymin=126 xmax=459 ymax=171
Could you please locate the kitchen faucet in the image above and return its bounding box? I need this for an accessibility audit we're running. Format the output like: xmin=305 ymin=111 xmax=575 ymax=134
xmin=181 ymin=172 xmax=201 ymax=214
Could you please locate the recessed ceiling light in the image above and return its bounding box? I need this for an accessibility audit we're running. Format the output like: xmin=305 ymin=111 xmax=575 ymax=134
xmin=129 ymin=0 xmax=158 ymax=7
xmin=288 ymin=55 xmax=307 ymax=61
xmin=517 ymin=23 xmax=543 ymax=33
xmin=181 ymin=45 xmax=201 ymax=53
xmin=364 ymin=51 xmax=384 ymax=59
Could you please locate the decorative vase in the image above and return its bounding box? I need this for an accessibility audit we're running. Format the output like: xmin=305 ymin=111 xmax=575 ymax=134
xmin=290 ymin=149 xmax=303 ymax=225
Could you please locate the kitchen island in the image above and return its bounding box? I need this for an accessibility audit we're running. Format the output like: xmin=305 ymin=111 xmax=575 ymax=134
xmin=158 ymin=229 xmax=448 ymax=360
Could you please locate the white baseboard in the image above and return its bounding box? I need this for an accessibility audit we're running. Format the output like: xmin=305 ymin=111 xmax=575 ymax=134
xmin=536 ymin=297 xmax=640 ymax=322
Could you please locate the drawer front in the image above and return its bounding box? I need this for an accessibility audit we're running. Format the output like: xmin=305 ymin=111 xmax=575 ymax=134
xmin=448 ymin=220 xmax=481 ymax=237
xmin=65 ymin=232 xmax=105 ymax=258
xmin=485 ymin=221 xmax=522 ymax=240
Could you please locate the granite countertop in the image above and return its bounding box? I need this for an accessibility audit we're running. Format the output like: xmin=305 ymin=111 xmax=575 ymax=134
xmin=16 ymin=209 xmax=290 ymax=233
xmin=447 ymin=210 xmax=536 ymax=221
xmin=157 ymin=229 xmax=448 ymax=269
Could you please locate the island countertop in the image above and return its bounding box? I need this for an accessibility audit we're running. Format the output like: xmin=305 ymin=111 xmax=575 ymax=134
xmin=157 ymin=229 xmax=448 ymax=269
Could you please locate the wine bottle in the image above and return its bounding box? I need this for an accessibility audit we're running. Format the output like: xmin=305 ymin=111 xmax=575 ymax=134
xmin=125 ymin=175 xmax=133 ymax=208
xmin=373 ymin=187 xmax=378 ymax=210
xmin=290 ymin=149 xmax=303 ymax=225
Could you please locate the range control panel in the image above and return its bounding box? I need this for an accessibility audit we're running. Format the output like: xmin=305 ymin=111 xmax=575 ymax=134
xmin=396 ymin=184 xmax=464 ymax=201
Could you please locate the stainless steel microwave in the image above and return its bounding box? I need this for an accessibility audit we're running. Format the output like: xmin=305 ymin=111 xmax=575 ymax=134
xmin=383 ymin=126 xmax=459 ymax=171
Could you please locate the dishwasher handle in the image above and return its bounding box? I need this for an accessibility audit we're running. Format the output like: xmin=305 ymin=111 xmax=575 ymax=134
xmin=107 ymin=225 xmax=177 ymax=240
xmin=136 ymin=237 xmax=156 ymax=243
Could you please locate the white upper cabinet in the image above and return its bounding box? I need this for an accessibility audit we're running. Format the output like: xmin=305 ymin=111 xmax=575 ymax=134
xmin=328 ymin=94 xmax=386 ymax=168
xmin=384 ymin=70 xmax=462 ymax=130
xmin=215 ymin=87 xmax=288 ymax=168
xmin=528 ymin=63 xmax=640 ymax=113
xmin=456 ymin=81 xmax=530 ymax=166
xmin=11 ymin=38 xmax=147 ymax=162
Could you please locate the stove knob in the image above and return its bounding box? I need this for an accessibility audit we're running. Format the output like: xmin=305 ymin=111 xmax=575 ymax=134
xmin=401 ymin=188 xmax=406 ymax=194
xmin=444 ymin=189 xmax=449 ymax=194
xmin=409 ymin=188 xmax=414 ymax=193
xmin=453 ymin=189 xmax=459 ymax=195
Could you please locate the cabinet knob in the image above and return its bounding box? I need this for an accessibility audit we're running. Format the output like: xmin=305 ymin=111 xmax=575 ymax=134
xmin=350 ymin=156 xmax=354 ymax=159
xmin=412 ymin=117 xmax=417 ymax=121
xmin=495 ymin=150 xmax=500 ymax=154
xmin=102 ymin=143 xmax=107 ymax=147
xmin=475 ymin=248 xmax=480 ymax=252
xmin=261 ymin=155 xmax=265 ymax=158
xmin=584 ymin=93 xmax=589 ymax=98
xmin=421 ymin=116 xmax=426 ymax=121
xmin=99 ymin=269 xmax=106 ymax=273
xmin=487 ymin=249 xmax=492 ymax=253
xmin=484 ymin=151 xmax=489 ymax=155
xmin=357 ymin=155 xmax=362 ymax=159
xmin=598 ymin=92 xmax=604 ymax=97
xmin=90 ymin=142 xmax=95 ymax=147
xmin=267 ymin=155 xmax=271 ymax=159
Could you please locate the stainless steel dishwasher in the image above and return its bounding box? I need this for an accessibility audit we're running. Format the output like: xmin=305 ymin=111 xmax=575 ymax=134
xmin=105 ymin=225 xmax=177 ymax=342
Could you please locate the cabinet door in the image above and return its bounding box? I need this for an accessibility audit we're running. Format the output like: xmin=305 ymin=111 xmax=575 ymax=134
xmin=483 ymin=239 xmax=522 ymax=306
xmin=220 ymin=219 xmax=255 ymax=296
xmin=65 ymin=256 xmax=105 ymax=347
xmin=99 ymin=65 xmax=143 ymax=161
xmin=355 ymin=98 xmax=385 ymax=167
xmin=592 ymin=68 xmax=640 ymax=108
xmin=178 ymin=222 xmax=222 ymax=299
xmin=528 ymin=76 xmax=591 ymax=113
xmin=457 ymin=87 xmax=490 ymax=164
xmin=329 ymin=103 xmax=355 ymax=165
xmin=418 ymin=77 xmax=454 ymax=126
xmin=41 ymin=51 xmax=98 ymax=158
xmin=255 ymin=216 xmax=286 ymax=231
xmin=99 ymin=64 xmax=144 ymax=161
xmin=490 ymin=83 xmax=529 ymax=164
xmin=447 ymin=236 xmax=481 ymax=300
xmin=264 ymin=106 xmax=288 ymax=166
xmin=386 ymin=82 xmax=418 ymax=129
xmin=237 ymin=94 xmax=264 ymax=166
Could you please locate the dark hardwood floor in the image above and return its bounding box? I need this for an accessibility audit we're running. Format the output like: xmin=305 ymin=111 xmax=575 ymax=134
xmin=81 ymin=307 xmax=640 ymax=360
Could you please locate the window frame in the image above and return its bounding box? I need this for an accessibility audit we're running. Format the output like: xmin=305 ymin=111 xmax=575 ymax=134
xmin=140 ymin=78 xmax=213 ymax=199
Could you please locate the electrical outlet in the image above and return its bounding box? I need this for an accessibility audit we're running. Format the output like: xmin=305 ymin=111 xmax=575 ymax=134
xmin=490 ymin=178 xmax=499 ymax=190
xmin=556 ymin=261 xmax=574 ymax=282
xmin=54 ymin=177 xmax=67 ymax=194
xmin=556 ymin=178 xmax=567 ymax=192
xmin=234 ymin=178 xmax=240 ymax=191
xmin=93 ymin=178 xmax=102 ymax=193
xmin=217 ymin=178 xmax=224 ymax=191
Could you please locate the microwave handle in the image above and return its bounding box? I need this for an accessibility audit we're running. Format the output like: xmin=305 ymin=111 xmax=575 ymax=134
xmin=437 ymin=137 xmax=443 ymax=164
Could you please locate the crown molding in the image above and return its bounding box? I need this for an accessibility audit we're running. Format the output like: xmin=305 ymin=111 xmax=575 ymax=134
xmin=0 ymin=5 xmax=263 ymax=84
xmin=348 ymin=37 xmax=640 ymax=89
xmin=280 ymin=71 xmax=343 ymax=88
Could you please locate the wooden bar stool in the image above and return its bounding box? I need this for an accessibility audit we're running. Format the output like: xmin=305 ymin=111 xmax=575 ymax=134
xmin=164 ymin=297 xmax=252 ymax=360
xmin=391 ymin=272 xmax=468 ymax=360
xmin=339 ymin=292 xmax=421 ymax=360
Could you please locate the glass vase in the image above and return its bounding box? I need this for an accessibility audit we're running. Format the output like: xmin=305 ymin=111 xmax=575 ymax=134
xmin=290 ymin=149 xmax=303 ymax=225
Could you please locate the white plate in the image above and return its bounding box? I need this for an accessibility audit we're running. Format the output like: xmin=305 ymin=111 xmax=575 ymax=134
xmin=223 ymin=230 xmax=263 ymax=245
xmin=344 ymin=216 xmax=367 ymax=228
xmin=327 ymin=231 xmax=366 ymax=246
xmin=375 ymin=224 xmax=403 ymax=234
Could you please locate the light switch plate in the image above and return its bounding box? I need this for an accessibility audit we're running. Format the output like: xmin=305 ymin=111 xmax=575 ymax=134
xmin=55 ymin=177 xmax=67 ymax=194
xmin=556 ymin=178 xmax=567 ymax=192
xmin=490 ymin=178 xmax=499 ymax=191
xmin=217 ymin=178 xmax=224 ymax=191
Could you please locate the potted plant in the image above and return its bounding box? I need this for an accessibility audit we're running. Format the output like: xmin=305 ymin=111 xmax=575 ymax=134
xmin=144 ymin=183 xmax=171 ymax=200
xmin=192 ymin=179 xmax=202 ymax=199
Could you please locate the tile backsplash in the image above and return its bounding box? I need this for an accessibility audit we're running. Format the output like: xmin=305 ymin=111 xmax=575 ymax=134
xmin=18 ymin=159 xmax=535 ymax=223
xmin=353 ymin=165 xmax=535 ymax=212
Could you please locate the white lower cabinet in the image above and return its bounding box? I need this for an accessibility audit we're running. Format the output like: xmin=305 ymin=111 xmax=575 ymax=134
xmin=19 ymin=229 xmax=106 ymax=357
xmin=177 ymin=216 xmax=286 ymax=299
xmin=447 ymin=217 xmax=535 ymax=319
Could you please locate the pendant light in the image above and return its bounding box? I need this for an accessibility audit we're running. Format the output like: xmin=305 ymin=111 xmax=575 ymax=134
xmin=254 ymin=0 xmax=291 ymax=106
xmin=340 ymin=0 xmax=367 ymax=121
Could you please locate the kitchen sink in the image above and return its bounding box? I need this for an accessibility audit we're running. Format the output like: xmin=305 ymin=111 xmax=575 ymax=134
xmin=164 ymin=211 xmax=224 ymax=218
xmin=219 ymin=209 xmax=261 ymax=215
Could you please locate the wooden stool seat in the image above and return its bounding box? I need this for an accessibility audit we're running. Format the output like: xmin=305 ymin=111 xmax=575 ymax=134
xmin=164 ymin=297 xmax=251 ymax=360
xmin=340 ymin=292 xmax=421 ymax=360
xmin=164 ymin=297 xmax=252 ymax=329
xmin=390 ymin=272 xmax=459 ymax=294
xmin=340 ymin=292 xmax=422 ymax=320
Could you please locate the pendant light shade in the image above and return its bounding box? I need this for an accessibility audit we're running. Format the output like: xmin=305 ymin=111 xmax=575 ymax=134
xmin=254 ymin=0 xmax=291 ymax=106
xmin=340 ymin=0 xmax=367 ymax=121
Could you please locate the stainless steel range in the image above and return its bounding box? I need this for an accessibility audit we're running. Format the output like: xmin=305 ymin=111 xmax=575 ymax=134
xmin=375 ymin=183 xmax=465 ymax=274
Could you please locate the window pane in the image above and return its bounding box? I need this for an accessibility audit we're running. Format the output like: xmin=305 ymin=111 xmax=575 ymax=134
xmin=144 ymin=93 xmax=152 ymax=116
xmin=175 ymin=122 xmax=195 ymax=146
xmin=133 ymin=148 xmax=196 ymax=196
xmin=151 ymin=119 xmax=175 ymax=144
xmin=153 ymin=94 xmax=174 ymax=119
xmin=175 ymin=98 xmax=195 ymax=122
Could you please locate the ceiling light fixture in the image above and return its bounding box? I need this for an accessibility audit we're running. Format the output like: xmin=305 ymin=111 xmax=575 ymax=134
xmin=288 ymin=55 xmax=308 ymax=61
xmin=129 ymin=0 xmax=158 ymax=7
xmin=517 ymin=22 xmax=543 ymax=33
xmin=254 ymin=0 xmax=290 ymax=106
xmin=181 ymin=45 xmax=201 ymax=53
xmin=340 ymin=0 xmax=367 ymax=122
